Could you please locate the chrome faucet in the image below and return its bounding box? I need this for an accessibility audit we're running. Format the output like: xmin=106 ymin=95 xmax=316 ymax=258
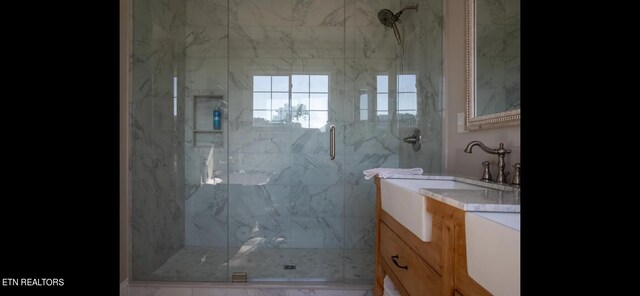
xmin=464 ymin=141 xmax=511 ymax=183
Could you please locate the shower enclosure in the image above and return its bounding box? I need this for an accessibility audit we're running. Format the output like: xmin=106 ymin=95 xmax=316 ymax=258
xmin=130 ymin=0 xmax=443 ymax=283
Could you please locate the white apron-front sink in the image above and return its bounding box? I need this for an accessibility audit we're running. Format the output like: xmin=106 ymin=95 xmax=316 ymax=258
xmin=466 ymin=212 xmax=520 ymax=296
xmin=380 ymin=178 xmax=492 ymax=242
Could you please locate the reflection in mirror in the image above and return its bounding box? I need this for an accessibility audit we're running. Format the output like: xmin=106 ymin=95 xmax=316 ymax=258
xmin=466 ymin=0 xmax=520 ymax=129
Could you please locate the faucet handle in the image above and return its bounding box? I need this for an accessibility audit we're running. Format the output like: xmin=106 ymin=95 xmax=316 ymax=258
xmin=481 ymin=161 xmax=493 ymax=182
xmin=511 ymin=163 xmax=521 ymax=186
xmin=497 ymin=143 xmax=511 ymax=155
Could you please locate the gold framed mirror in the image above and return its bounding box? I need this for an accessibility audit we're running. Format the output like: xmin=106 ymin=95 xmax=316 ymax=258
xmin=465 ymin=0 xmax=520 ymax=130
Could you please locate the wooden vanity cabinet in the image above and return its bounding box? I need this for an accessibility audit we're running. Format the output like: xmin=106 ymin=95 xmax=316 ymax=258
xmin=374 ymin=177 xmax=492 ymax=296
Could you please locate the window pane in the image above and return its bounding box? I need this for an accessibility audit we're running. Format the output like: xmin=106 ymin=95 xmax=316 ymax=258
xmin=292 ymin=108 xmax=310 ymax=128
xmin=399 ymin=110 xmax=417 ymax=116
xmin=376 ymin=111 xmax=388 ymax=121
xmin=253 ymin=110 xmax=271 ymax=123
xmin=310 ymin=75 xmax=328 ymax=92
xmin=271 ymin=110 xmax=288 ymax=124
xmin=360 ymin=110 xmax=368 ymax=121
xmin=309 ymin=111 xmax=328 ymax=129
xmin=377 ymin=75 xmax=388 ymax=93
xmin=398 ymin=74 xmax=416 ymax=92
xmin=253 ymin=76 xmax=271 ymax=91
xmin=292 ymin=75 xmax=309 ymax=92
xmin=377 ymin=94 xmax=388 ymax=111
xmin=272 ymin=76 xmax=290 ymax=92
xmin=398 ymin=93 xmax=417 ymax=110
xmin=272 ymin=92 xmax=289 ymax=109
xmin=359 ymin=93 xmax=368 ymax=109
xmin=253 ymin=92 xmax=271 ymax=109
xmin=309 ymin=93 xmax=328 ymax=110
xmin=291 ymin=93 xmax=309 ymax=110
xmin=292 ymin=102 xmax=309 ymax=116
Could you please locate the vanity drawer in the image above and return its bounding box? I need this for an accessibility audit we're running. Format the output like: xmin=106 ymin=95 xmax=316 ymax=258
xmin=380 ymin=221 xmax=441 ymax=296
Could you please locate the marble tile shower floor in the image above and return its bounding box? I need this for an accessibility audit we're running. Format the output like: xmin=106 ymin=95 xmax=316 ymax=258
xmin=147 ymin=247 xmax=375 ymax=283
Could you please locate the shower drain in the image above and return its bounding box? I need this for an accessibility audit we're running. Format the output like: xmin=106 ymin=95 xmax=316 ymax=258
xmin=232 ymin=272 xmax=247 ymax=282
xmin=284 ymin=264 xmax=296 ymax=270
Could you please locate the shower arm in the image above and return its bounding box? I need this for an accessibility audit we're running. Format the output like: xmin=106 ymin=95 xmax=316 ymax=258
xmin=390 ymin=4 xmax=418 ymax=45
xmin=394 ymin=5 xmax=419 ymax=22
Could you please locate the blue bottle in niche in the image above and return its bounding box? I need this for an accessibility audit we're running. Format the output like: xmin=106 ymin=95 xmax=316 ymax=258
xmin=213 ymin=109 xmax=221 ymax=130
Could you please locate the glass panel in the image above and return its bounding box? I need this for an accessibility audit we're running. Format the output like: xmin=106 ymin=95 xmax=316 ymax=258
xmin=310 ymin=75 xmax=328 ymax=92
xmin=272 ymin=92 xmax=289 ymax=110
xmin=271 ymin=109 xmax=288 ymax=124
xmin=359 ymin=93 xmax=368 ymax=108
xmin=377 ymin=75 xmax=388 ymax=93
xmin=272 ymin=76 xmax=290 ymax=92
xmin=253 ymin=110 xmax=271 ymax=123
xmin=360 ymin=110 xmax=368 ymax=121
xmin=292 ymin=108 xmax=310 ymax=128
xmin=377 ymin=94 xmax=388 ymax=111
xmin=291 ymin=93 xmax=308 ymax=109
xmin=132 ymin=0 xmax=230 ymax=283
xmin=292 ymin=75 xmax=309 ymax=92
xmin=309 ymin=111 xmax=328 ymax=129
xmin=254 ymin=76 xmax=272 ymax=91
xmin=309 ymin=93 xmax=328 ymax=110
xmin=359 ymin=93 xmax=369 ymax=121
xmin=397 ymin=74 xmax=416 ymax=92
xmin=398 ymin=93 xmax=417 ymax=110
xmin=253 ymin=92 xmax=271 ymax=109
xmin=131 ymin=0 xmax=443 ymax=285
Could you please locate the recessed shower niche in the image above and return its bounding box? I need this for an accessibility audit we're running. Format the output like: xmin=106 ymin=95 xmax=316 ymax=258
xmin=193 ymin=95 xmax=225 ymax=148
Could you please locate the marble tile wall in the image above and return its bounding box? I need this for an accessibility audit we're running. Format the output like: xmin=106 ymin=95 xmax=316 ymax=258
xmin=475 ymin=0 xmax=520 ymax=116
xmin=131 ymin=0 xmax=187 ymax=280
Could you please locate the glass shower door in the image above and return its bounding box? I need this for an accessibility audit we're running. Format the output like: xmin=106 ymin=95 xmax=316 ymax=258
xmin=287 ymin=70 xmax=346 ymax=281
xmin=225 ymin=66 xmax=347 ymax=281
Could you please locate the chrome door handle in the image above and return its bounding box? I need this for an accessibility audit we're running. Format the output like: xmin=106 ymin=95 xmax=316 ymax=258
xmin=329 ymin=125 xmax=335 ymax=160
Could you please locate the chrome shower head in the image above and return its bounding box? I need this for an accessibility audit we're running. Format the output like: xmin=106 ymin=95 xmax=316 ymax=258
xmin=377 ymin=5 xmax=419 ymax=46
xmin=377 ymin=9 xmax=396 ymax=28
xmin=377 ymin=5 xmax=419 ymax=27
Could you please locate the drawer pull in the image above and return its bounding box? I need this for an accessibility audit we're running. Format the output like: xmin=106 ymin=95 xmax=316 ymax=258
xmin=391 ymin=255 xmax=408 ymax=270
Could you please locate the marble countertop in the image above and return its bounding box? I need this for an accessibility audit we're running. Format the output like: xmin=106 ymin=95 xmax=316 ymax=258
xmin=384 ymin=174 xmax=520 ymax=213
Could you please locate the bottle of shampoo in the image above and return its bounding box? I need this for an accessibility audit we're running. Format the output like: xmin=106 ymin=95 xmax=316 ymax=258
xmin=213 ymin=109 xmax=221 ymax=130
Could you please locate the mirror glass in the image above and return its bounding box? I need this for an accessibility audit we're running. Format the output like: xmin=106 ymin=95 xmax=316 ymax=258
xmin=465 ymin=0 xmax=520 ymax=129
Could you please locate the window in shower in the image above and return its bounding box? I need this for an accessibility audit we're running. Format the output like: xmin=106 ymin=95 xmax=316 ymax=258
xmin=291 ymin=74 xmax=328 ymax=129
xmin=376 ymin=74 xmax=417 ymax=122
xmin=252 ymin=75 xmax=290 ymax=126
xmin=252 ymin=74 xmax=329 ymax=129
xmin=359 ymin=91 xmax=369 ymax=121
xmin=397 ymin=74 xmax=417 ymax=120
xmin=376 ymin=75 xmax=389 ymax=121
